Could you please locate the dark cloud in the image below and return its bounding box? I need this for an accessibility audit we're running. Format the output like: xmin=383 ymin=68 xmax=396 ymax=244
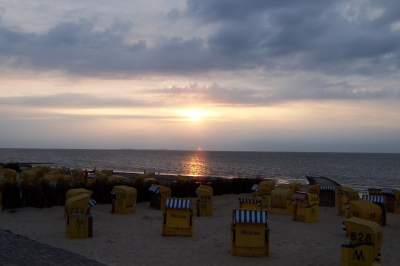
xmin=1 ymin=0 xmax=400 ymax=78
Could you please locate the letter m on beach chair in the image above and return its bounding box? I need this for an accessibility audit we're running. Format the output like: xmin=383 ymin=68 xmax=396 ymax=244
xmin=231 ymin=209 xmax=269 ymax=256
xmin=162 ymin=198 xmax=194 ymax=236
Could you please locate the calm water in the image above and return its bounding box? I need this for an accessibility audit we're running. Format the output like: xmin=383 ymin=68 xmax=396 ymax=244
xmin=1 ymin=149 xmax=399 ymax=194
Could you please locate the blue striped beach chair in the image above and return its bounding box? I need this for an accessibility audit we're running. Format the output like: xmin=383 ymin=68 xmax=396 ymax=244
xmin=231 ymin=209 xmax=269 ymax=256
xmin=162 ymin=198 xmax=194 ymax=236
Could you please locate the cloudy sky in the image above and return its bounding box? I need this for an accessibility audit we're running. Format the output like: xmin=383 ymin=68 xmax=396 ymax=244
xmin=1 ymin=0 xmax=400 ymax=152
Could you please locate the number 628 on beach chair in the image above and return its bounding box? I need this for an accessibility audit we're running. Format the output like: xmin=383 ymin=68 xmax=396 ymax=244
xmin=231 ymin=209 xmax=269 ymax=256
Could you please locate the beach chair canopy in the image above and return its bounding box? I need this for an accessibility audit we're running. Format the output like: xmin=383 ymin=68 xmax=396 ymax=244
xmin=148 ymin=185 xmax=160 ymax=193
xmin=320 ymin=185 xmax=335 ymax=191
xmin=238 ymin=198 xmax=262 ymax=206
xmin=381 ymin=188 xmax=396 ymax=195
xmin=362 ymin=195 xmax=385 ymax=204
xmin=233 ymin=209 xmax=268 ymax=224
xmin=165 ymin=198 xmax=192 ymax=209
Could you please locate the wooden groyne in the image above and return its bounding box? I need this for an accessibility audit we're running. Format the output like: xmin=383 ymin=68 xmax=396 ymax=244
xmin=305 ymin=176 xmax=341 ymax=186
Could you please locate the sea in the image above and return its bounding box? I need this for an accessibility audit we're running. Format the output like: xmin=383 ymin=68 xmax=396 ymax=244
xmin=1 ymin=149 xmax=399 ymax=194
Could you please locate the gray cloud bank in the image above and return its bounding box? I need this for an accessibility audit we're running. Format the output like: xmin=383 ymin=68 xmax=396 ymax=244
xmin=1 ymin=0 xmax=400 ymax=78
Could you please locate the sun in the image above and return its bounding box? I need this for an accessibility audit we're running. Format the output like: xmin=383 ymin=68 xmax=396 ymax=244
xmin=176 ymin=109 xmax=208 ymax=122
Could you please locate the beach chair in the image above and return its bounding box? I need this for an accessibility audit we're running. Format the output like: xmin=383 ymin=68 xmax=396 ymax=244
xmin=251 ymin=181 xmax=275 ymax=209
xmin=270 ymin=188 xmax=294 ymax=214
xmin=338 ymin=189 xmax=360 ymax=216
xmin=368 ymin=188 xmax=382 ymax=196
xmin=292 ymin=192 xmax=319 ymax=223
xmin=64 ymin=188 xmax=92 ymax=217
xmin=231 ymin=209 xmax=269 ymax=256
xmin=64 ymin=194 xmax=93 ymax=239
xmin=341 ymin=217 xmax=382 ymax=266
xmin=162 ymin=198 xmax=194 ymax=236
xmin=111 ymin=185 xmax=137 ymax=215
xmin=196 ymin=185 xmax=213 ymax=216
xmin=348 ymin=200 xmax=382 ymax=225
xmin=149 ymin=184 xmax=171 ymax=211
xmin=380 ymin=188 xmax=400 ymax=213
xmin=319 ymin=185 xmax=336 ymax=207
xmin=361 ymin=195 xmax=387 ymax=226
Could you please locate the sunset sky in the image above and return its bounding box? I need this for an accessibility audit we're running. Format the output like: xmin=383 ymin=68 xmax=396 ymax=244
xmin=1 ymin=1 xmax=400 ymax=152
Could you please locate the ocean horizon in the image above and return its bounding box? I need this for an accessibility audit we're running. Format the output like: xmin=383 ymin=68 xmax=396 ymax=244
xmin=1 ymin=148 xmax=399 ymax=194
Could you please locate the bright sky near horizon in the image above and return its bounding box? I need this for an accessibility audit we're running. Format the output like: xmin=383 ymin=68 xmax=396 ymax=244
xmin=1 ymin=1 xmax=400 ymax=153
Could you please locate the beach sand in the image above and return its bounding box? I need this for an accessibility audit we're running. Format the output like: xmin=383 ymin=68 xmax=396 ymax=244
xmin=1 ymin=193 xmax=399 ymax=266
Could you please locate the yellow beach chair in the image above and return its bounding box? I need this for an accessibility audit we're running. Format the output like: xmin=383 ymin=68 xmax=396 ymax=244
xmin=270 ymin=188 xmax=294 ymax=214
xmin=65 ymin=193 xmax=94 ymax=239
xmin=292 ymin=192 xmax=319 ymax=223
xmin=231 ymin=209 xmax=269 ymax=256
xmin=251 ymin=181 xmax=275 ymax=210
xmin=162 ymin=198 xmax=194 ymax=236
xmin=341 ymin=217 xmax=382 ymax=266
xmin=112 ymin=185 xmax=137 ymax=215
xmin=196 ymin=185 xmax=213 ymax=216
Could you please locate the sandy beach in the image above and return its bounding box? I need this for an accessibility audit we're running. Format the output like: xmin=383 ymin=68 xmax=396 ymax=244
xmin=1 ymin=192 xmax=399 ymax=266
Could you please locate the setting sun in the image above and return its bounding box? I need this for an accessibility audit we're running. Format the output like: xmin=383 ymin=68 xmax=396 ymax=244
xmin=175 ymin=109 xmax=209 ymax=122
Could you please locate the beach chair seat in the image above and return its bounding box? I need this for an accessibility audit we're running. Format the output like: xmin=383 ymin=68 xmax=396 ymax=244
xmin=162 ymin=198 xmax=193 ymax=236
xmin=292 ymin=192 xmax=319 ymax=223
xmin=319 ymin=185 xmax=336 ymax=207
xmin=341 ymin=217 xmax=382 ymax=266
xmin=270 ymin=188 xmax=294 ymax=214
xmin=196 ymin=185 xmax=213 ymax=216
xmin=112 ymin=185 xmax=137 ymax=215
xmin=238 ymin=198 xmax=263 ymax=210
xmin=231 ymin=209 xmax=269 ymax=256
xmin=149 ymin=184 xmax=171 ymax=210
